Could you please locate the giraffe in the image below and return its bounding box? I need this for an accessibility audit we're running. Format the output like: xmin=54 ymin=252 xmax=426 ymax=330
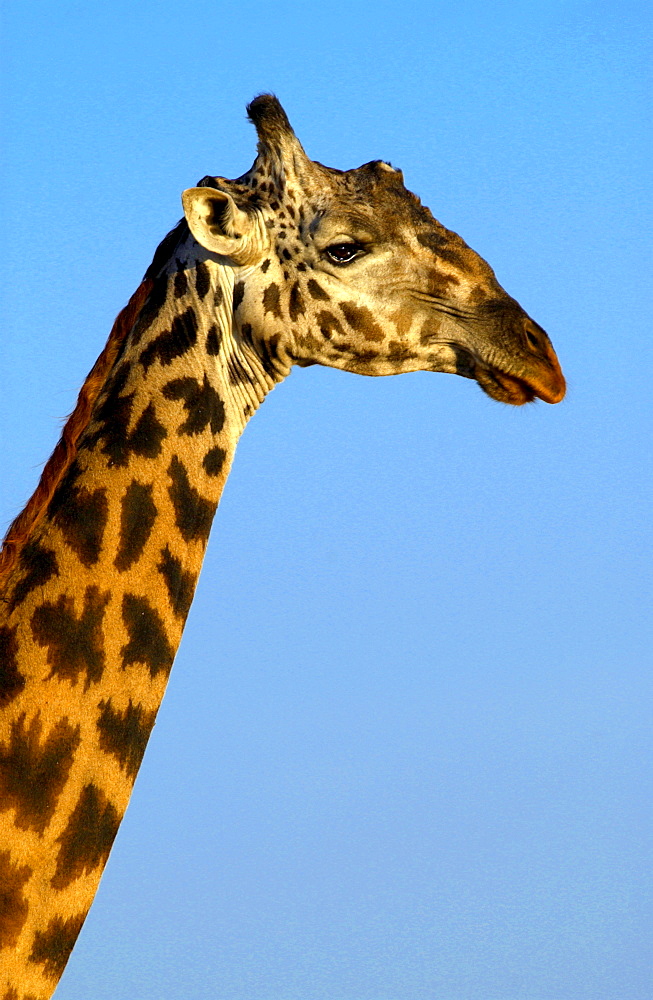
xmin=0 ymin=95 xmax=565 ymax=999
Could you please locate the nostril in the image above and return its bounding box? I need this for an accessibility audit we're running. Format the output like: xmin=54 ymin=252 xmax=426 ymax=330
xmin=526 ymin=329 xmax=539 ymax=350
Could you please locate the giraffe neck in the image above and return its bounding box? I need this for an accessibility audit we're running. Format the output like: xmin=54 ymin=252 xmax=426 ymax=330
xmin=0 ymin=234 xmax=284 ymax=999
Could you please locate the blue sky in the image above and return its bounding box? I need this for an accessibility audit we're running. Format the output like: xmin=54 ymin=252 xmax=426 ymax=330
xmin=1 ymin=2 xmax=651 ymax=998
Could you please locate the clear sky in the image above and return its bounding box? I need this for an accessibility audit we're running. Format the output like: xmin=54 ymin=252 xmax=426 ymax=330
xmin=1 ymin=2 xmax=651 ymax=998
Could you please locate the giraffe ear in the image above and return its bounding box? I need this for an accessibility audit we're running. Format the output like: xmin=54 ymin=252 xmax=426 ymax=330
xmin=182 ymin=188 xmax=269 ymax=265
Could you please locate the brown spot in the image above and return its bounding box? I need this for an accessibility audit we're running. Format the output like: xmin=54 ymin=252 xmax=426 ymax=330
xmin=85 ymin=369 xmax=167 ymax=468
xmin=296 ymin=331 xmax=323 ymax=357
xmin=437 ymin=247 xmax=467 ymax=268
xmin=162 ymin=375 xmax=225 ymax=436
xmin=0 ymin=626 xmax=25 ymax=707
xmin=55 ymin=487 xmax=108 ymax=566
xmin=194 ymin=260 xmax=210 ymax=299
xmin=213 ymin=285 xmax=224 ymax=307
xmin=167 ymin=456 xmax=217 ymax=544
xmin=51 ymin=783 xmax=120 ymax=890
xmin=349 ymin=349 xmax=378 ymax=365
xmin=0 ymin=713 xmax=80 ymax=835
xmin=426 ymin=268 xmax=462 ymax=297
xmin=206 ymin=325 xmax=222 ymax=355
xmin=174 ymin=268 xmax=188 ymax=298
xmin=158 ymin=545 xmax=197 ymax=619
xmin=233 ymin=281 xmax=245 ymax=311
xmin=31 ymin=586 xmax=111 ymax=689
xmin=306 ymin=278 xmax=330 ymax=301
xmin=340 ymin=301 xmax=385 ymax=343
xmin=203 ymin=445 xmax=227 ymax=478
xmin=389 ymin=307 xmax=414 ymax=337
xmin=260 ymin=259 xmax=271 ymax=273
xmin=130 ymin=274 xmax=170 ymax=345
xmin=114 ymin=481 xmax=158 ymax=572
xmin=7 ymin=540 xmax=59 ymax=612
xmin=416 ymin=230 xmax=448 ymax=253
xmin=288 ymin=281 xmax=305 ymax=321
xmin=262 ymin=282 xmax=282 ymax=318
xmin=139 ymin=307 xmax=199 ymax=372
xmin=29 ymin=912 xmax=86 ymax=979
xmin=0 ymin=849 xmax=31 ymax=949
xmin=48 ymin=463 xmax=108 ymax=568
xmin=97 ymin=699 xmax=157 ymax=779
xmin=128 ymin=402 xmax=168 ymax=459
xmin=121 ymin=593 xmax=175 ymax=679
xmin=316 ymin=310 xmax=345 ymax=340
xmin=467 ymin=284 xmax=491 ymax=307
xmin=387 ymin=341 xmax=418 ymax=362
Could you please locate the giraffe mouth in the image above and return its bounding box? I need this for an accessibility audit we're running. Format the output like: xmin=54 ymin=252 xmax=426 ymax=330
xmin=476 ymin=364 xmax=566 ymax=405
xmin=475 ymin=366 xmax=539 ymax=405
xmin=449 ymin=345 xmax=565 ymax=405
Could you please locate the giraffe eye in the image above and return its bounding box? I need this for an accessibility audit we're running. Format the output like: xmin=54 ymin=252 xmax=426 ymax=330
xmin=323 ymin=242 xmax=366 ymax=265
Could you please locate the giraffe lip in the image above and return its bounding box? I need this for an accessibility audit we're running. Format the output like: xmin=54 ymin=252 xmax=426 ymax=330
xmin=474 ymin=366 xmax=536 ymax=405
xmin=528 ymin=372 xmax=566 ymax=404
xmin=474 ymin=362 xmax=566 ymax=406
xmin=443 ymin=343 xmax=564 ymax=405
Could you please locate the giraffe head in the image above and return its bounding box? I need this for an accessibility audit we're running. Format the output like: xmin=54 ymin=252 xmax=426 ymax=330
xmin=182 ymin=95 xmax=565 ymax=405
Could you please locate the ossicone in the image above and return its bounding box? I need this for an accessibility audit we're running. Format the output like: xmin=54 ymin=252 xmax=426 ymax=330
xmin=246 ymin=94 xmax=297 ymax=147
xmin=245 ymin=94 xmax=313 ymax=182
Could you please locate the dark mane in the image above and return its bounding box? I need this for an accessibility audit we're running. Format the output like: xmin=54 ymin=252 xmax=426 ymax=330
xmin=0 ymin=278 xmax=153 ymax=588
